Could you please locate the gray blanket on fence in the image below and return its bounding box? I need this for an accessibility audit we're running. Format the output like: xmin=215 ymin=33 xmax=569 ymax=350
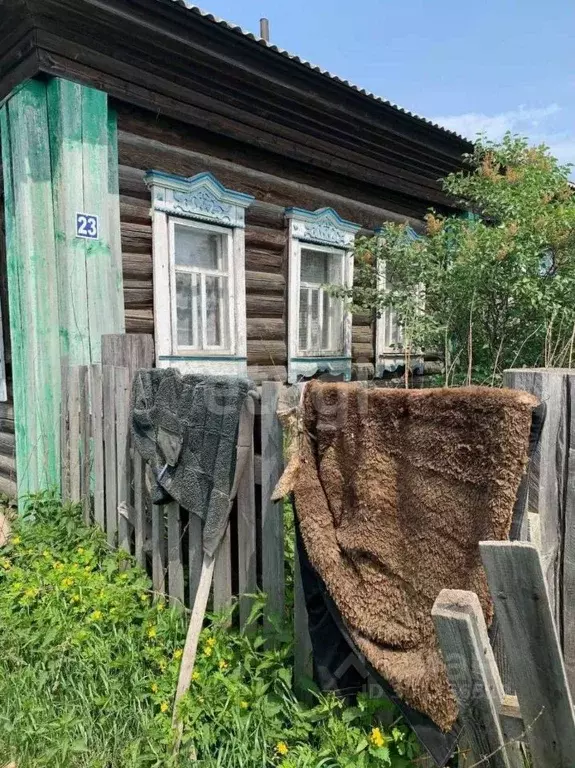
xmin=131 ymin=368 xmax=256 ymax=556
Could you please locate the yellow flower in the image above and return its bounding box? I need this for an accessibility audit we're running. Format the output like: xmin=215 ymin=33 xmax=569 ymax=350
xmin=156 ymin=601 xmax=165 ymax=611
xmin=158 ymin=660 xmax=167 ymax=672
xmin=192 ymin=671 xmax=200 ymax=682
xmin=1 ymin=558 xmax=11 ymax=570
xmin=206 ymin=636 xmax=216 ymax=648
xmin=369 ymin=727 xmax=386 ymax=749
xmin=147 ymin=627 xmax=157 ymax=639
xmin=24 ymin=587 xmax=38 ymax=599
xmin=218 ymin=659 xmax=228 ymax=671
xmin=43 ymin=550 xmax=51 ymax=558
xmin=173 ymin=649 xmax=183 ymax=660
xmin=203 ymin=645 xmax=213 ymax=657
xmin=84 ymin=566 xmax=91 ymax=572
xmin=90 ymin=610 xmax=103 ymax=621
xmin=53 ymin=561 xmax=64 ymax=570
xmin=71 ymin=594 xmax=81 ymax=603
xmin=140 ymin=594 xmax=149 ymax=602
xmin=61 ymin=577 xmax=74 ymax=588
xmin=240 ymin=700 xmax=249 ymax=710
xmin=77 ymin=547 xmax=85 ymax=554
xmin=151 ymin=683 xmax=159 ymax=693
xmin=11 ymin=536 xmax=21 ymax=545
xmin=275 ymin=742 xmax=289 ymax=756
xmin=160 ymin=702 xmax=169 ymax=713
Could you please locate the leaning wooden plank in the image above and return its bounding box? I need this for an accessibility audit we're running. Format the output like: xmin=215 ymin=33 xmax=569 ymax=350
xmin=481 ymin=541 xmax=575 ymax=768
xmin=167 ymin=502 xmax=184 ymax=608
xmin=115 ymin=366 xmax=130 ymax=553
xmin=237 ymin=438 xmax=257 ymax=630
xmin=79 ymin=366 xmax=91 ymax=525
xmin=172 ymin=553 xmax=216 ymax=753
xmin=432 ymin=589 xmax=522 ymax=768
xmin=562 ymin=372 xmax=575 ymax=697
xmin=212 ymin=523 xmax=233 ymax=616
xmin=90 ymin=364 xmax=105 ymax=529
xmin=68 ymin=366 xmax=81 ymax=503
xmin=152 ymin=504 xmax=166 ymax=596
xmin=102 ymin=365 xmax=117 ymax=546
xmin=260 ymin=381 xmax=285 ymax=626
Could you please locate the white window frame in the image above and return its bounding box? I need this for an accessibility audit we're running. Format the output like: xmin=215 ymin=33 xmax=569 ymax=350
xmin=296 ymin=242 xmax=347 ymax=356
xmin=168 ymin=218 xmax=235 ymax=355
xmin=145 ymin=171 xmax=253 ymax=376
xmin=286 ymin=207 xmax=359 ymax=384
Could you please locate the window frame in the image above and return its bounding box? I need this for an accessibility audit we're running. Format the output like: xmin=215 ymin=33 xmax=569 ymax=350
xmin=286 ymin=207 xmax=359 ymax=384
xmin=145 ymin=171 xmax=253 ymax=376
xmin=168 ymin=217 xmax=235 ymax=356
xmin=297 ymin=241 xmax=346 ymax=357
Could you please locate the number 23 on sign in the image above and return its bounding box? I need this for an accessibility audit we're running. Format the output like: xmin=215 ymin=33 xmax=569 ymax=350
xmin=76 ymin=213 xmax=99 ymax=240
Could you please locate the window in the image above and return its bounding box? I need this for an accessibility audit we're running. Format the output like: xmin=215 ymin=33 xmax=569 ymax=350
xmin=145 ymin=171 xmax=253 ymax=375
xmin=298 ymin=246 xmax=344 ymax=355
xmin=172 ymin=221 xmax=232 ymax=352
xmin=286 ymin=207 xmax=360 ymax=383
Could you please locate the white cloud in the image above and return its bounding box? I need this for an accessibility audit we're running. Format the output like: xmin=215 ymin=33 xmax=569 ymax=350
xmin=432 ymin=103 xmax=575 ymax=170
xmin=432 ymin=104 xmax=561 ymax=141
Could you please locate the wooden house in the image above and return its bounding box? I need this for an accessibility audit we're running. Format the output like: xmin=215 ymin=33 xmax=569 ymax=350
xmin=0 ymin=0 xmax=472 ymax=497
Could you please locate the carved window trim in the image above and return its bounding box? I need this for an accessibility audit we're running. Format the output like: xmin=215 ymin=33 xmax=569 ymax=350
xmin=145 ymin=171 xmax=254 ymax=376
xmin=285 ymin=207 xmax=360 ymax=384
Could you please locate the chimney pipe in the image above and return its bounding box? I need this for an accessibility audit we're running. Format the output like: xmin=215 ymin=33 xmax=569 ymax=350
xmin=259 ymin=17 xmax=270 ymax=42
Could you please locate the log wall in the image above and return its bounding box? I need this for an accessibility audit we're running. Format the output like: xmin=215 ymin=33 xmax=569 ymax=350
xmin=116 ymin=104 xmax=416 ymax=383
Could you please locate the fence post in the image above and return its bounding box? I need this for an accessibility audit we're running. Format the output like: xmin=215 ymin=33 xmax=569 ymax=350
xmin=115 ymin=366 xmax=130 ymax=553
xmin=260 ymin=381 xmax=285 ymax=628
xmin=480 ymin=541 xmax=575 ymax=768
xmin=432 ymin=589 xmax=523 ymax=768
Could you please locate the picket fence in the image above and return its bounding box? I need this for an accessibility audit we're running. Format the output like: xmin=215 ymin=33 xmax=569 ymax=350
xmin=60 ymin=334 xmax=312 ymax=683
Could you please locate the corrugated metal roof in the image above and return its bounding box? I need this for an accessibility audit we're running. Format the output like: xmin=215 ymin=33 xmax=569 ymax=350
xmin=166 ymin=1 xmax=470 ymax=143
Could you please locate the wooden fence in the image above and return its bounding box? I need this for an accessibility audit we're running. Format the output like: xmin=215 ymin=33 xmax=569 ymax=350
xmin=61 ymin=334 xmax=312 ymax=680
xmin=433 ymin=541 xmax=575 ymax=768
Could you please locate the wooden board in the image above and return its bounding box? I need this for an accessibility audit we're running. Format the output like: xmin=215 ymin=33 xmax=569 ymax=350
xmin=260 ymin=382 xmax=285 ymax=626
xmin=480 ymin=541 xmax=575 ymax=768
xmin=432 ymin=589 xmax=522 ymax=768
xmin=237 ymin=437 xmax=257 ymax=630
xmin=166 ymin=501 xmax=184 ymax=607
xmin=90 ymin=364 xmax=105 ymax=528
xmin=503 ymin=368 xmax=566 ymax=623
xmin=103 ymin=365 xmax=117 ymax=545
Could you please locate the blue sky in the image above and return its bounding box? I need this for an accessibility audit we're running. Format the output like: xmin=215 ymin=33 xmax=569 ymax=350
xmin=201 ymin=0 xmax=575 ymax=168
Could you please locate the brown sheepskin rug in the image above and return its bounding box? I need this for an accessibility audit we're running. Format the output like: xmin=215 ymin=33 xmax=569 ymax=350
xmin=293 ymin=382 xmax=537 ymax=731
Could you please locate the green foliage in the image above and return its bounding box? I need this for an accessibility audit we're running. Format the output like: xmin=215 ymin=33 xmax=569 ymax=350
xmin=336 ymin=134 xmax=575 ymax=384
xmin=0 ymin=493 xmax=422 ymax=767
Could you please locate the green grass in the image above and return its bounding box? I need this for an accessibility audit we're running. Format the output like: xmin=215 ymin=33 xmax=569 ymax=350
xmin=0 ymin=491 xmax=422 ymax=767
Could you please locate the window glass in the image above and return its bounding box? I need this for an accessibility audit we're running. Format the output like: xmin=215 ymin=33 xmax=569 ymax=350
xmin=299 ymin=248 xmax=344 ymax=355
xmin=174 ymin=225 xmax=226 ymax=271
xmin=173 ymin=224 xmax=229 ymax=350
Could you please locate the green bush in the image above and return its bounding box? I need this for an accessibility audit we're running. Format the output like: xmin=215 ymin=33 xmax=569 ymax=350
xmin=0 ymin=492 xmax=422 ymax=767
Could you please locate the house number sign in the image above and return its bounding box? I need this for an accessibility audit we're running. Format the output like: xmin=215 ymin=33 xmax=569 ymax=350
xmin=76 ymin=213 xmax=99 ymax=240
